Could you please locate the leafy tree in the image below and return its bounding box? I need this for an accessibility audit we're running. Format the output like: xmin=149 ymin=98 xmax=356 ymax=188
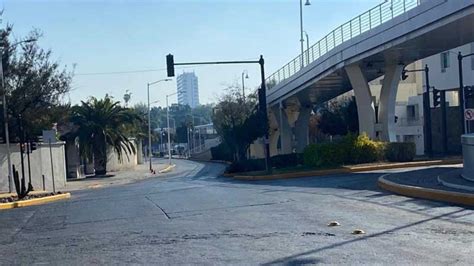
xmin=1 ymin=25 xmax=73 ymax=142
xmin=212 ymin=86 xmax=266 ymax=161
xmin=317 ymin=96 xmax=358 ymax=136
xmin=69 ymin=96 xmax=142 ymax=175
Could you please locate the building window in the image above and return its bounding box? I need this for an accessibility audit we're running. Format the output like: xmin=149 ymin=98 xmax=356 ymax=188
xmin=440 ymin=52 xmax=450 ymax=72
xmin=407 ymin=105 xmax=418 ymax=121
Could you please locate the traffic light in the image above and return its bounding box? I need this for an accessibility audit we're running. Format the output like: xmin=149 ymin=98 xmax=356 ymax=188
xmin=166 ymin=54 xmax=175 ymax=77
xmin=465 ymin=86 xmax=474 ymax=99
xmin=433 ymin=88 xmax=441 ymax=107
xmin=30 ymin=142 xmax=37 ymax=151
xmin=401 ymin=69 xmax=408 ymax=80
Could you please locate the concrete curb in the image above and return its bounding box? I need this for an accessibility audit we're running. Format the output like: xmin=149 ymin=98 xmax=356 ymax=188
xmin=159 ymin=164 xmax=176 ymax=174
xmin=378 ymin=175 xmax=474 ymax=206
xmin=0 ymin=193 xmax=71 ymax=210
xmin=229 ymin=159 xmax=462 ymax=181
xmin=233 ymin=168 xmax=350 ymax=181
xmin=437 ymin=173 xmax=474 ymax=192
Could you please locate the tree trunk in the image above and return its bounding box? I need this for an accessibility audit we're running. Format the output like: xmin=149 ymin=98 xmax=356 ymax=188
xmin=93 ymin=140 xmax=107 ymax=176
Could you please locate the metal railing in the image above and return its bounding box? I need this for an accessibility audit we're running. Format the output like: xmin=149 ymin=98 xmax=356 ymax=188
xmin=266 ymin=0 xmax=421 ymax=89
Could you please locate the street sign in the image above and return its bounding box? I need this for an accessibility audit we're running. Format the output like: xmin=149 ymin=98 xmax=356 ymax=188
xmin=465 ymin=109 xmax=474 ymax=121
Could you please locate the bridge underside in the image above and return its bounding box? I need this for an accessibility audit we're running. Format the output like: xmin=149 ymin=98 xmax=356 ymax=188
xmin=266 ymin=1 xmax=474 ymax=156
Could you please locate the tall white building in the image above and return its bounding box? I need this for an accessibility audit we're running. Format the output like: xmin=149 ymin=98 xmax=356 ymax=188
xmin=177 ymin=72 xmax=200 ymax=108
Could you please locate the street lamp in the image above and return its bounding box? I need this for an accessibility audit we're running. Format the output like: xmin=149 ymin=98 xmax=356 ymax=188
xmin=0 ymin=38 xmax=37 ymax=192
xmin=300 ymin=0 xmax=311 ymax=67
xmin=147 ymin=78 xmax=171 ymax=172
xmin=166 ymin=92 xmax=177 ymax=165
xmin=303 ymin=31 xmax=310 ymax=65
xmin=241 ymin=70 xmax=249 ymax=102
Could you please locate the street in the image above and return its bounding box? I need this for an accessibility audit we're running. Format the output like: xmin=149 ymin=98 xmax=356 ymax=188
xmin=0 ymin=159 xmax=473 ymax=265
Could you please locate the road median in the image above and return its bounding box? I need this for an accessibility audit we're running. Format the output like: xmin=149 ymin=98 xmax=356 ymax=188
xmin=0 ymin=193 xmax=71 ymax=210
xmin=378 ymin=175 xmax=474 ymax=206
xmin=159 ymin=164 xmax=176 ymax=174
xmin=229 ymin=158 xmax=462 ymax=181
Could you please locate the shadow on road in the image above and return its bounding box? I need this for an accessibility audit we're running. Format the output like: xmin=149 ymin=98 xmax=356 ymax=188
xmin=262 ymin=209 xmax=467 ymax=265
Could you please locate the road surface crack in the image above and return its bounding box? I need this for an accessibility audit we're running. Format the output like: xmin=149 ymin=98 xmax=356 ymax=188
xmin=145 ymin=196 xmax=171 ymax=220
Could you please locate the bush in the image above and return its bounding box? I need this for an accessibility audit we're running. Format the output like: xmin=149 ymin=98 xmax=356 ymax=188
xmin=227 ymin=159 xmax=266 ymax=173
xmin=385 ymin=142 xmax=416 ymax=162
xmin=303 ymin=133 xmax=385 ymax=168
xmin=303 ymin=142 xmax=345 ymax=168
xmin=344 ymin=134 xmax=385 ymax=164
xmin=211 ymin=143 xmax=233 ymax=161
xmin=271 ymin=153 xmax=304 ymax=169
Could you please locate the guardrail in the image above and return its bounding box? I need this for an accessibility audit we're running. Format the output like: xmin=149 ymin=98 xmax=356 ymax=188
xmin=266 ymin=0 xmax=421 ymax=89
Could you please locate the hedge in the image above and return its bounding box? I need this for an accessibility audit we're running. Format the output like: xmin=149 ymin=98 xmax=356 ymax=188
xmin=210 ymin=143 xmax=233 ymax=161
xmin=302 ymin=134 xmax=416 ymax=168
xmin=385 ymin=142 xmax=416 ymax=162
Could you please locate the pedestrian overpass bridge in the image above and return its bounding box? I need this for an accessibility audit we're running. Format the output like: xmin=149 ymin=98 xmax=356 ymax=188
xmin=265 ymin=0 xmax=474 ymax=155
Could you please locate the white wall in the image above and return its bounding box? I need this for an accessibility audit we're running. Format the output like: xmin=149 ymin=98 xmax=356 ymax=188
xmin=393 ymin=95 xmax=425 ymax=155
xmin=0 ymin=142 xmax=67 ymax=192
xmin=422 ymin=43 xmax=474 ymax=90
xmin=106 ymin=141 xmax=138 ymax=172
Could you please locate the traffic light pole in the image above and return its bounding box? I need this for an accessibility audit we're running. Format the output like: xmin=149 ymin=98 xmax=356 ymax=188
xmin=402 ymin=65 xmax=432 ymax=156
xmin=458 ymin=52 xmax=474 ymax=135
xmin=440 ymin=90 xmax=448 ymax=154
xmin=423 ymin=65 xmax=433 ymax=157
xmin=167 ymin=54 xmax=271 ymax=172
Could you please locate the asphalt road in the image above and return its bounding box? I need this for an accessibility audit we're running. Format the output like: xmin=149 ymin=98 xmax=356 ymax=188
xmin=1 ymin=160 xmax=473 ymax=265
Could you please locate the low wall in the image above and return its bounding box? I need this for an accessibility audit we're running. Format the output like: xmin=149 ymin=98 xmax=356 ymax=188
xmin=106 ymin=141 xmax=138 ymax=172
xmin=0 ymin=142 xmax=67 ymax=193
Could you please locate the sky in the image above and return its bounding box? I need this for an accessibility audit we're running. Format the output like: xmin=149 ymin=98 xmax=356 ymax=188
xmin=1 ymin=0 xmax=381 ymax=107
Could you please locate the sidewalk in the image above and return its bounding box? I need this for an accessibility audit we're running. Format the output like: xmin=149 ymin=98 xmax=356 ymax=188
xmin=64 ymin=160 xmax=168 ymax=191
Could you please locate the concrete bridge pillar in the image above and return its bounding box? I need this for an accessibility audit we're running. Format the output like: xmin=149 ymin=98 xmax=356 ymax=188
xmin=271 ymin=102 xmax=293 ymax=155
xmin=378 ymin=64 xmax=404 ymax=142
xmin=294 ymin=107 xmax=312 ymax=153
xmin=345 ymin=64 xmax=376 ymax=139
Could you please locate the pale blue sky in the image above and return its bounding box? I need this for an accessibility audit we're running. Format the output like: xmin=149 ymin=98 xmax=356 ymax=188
xmin=2 ymin=0 xmax=381 ymax=107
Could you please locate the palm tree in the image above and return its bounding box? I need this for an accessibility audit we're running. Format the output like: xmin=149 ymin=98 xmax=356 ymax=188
xmin=69 ymin=96 xmax=142 ymax=175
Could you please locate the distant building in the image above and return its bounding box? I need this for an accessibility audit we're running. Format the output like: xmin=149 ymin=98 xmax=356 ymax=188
xmin=177 ymin=72 xmax=200 ymax=108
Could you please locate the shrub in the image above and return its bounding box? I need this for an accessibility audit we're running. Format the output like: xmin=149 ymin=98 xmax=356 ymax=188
xmin=303 ymin=142 xmax=345 ymax=168
xmin=347 ymin=134 xmax=385 ymax=164
xmin=385 ymin=142 xmax=416 ymax=162
xmin=227 ymin=159 xmax=266 ymax=173
xmin=303 ymin=133 xmax=385 ymax=168
xmin=271 ymin=153 xmax=304 ymax=169
xmin=211 ymin=143 xmax=233 ymax=161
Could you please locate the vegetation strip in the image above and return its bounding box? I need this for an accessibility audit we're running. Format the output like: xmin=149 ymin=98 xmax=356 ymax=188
xmin=230 ymin=159 xmax=462 ymax=181
xmin=0 ymin=193 xmax=71 ymax=210
xmin=378 ymin=176 xmax=474 ymax=206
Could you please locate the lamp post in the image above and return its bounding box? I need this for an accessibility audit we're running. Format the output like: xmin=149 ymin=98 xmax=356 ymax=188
xmin=166 ymin=92 xmax=177 ymax=165
xmin=241 ymin=70 xmax=249 ymax=102
xmin=303 ymin=31 xmax=310 ymax=65
xmin=147 ymin=79 xmax=171 ymax=172
xmin=0 ymin=38 xmax=37 ymax=192
xmin=458 ymin=51 xmax=474 ymax=134
xmin=300 ymin=0 xmax=311 ymax=67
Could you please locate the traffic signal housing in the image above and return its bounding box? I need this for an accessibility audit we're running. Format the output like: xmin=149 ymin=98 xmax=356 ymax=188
xmin=166 ymin=54 xmax=175 ymax=77
xmin=433 ymin=88 xmax=441 ymax=107
xmin=401 ymin=69 xmax=409 ymax=80
xmin=465 ymin=86 xmax=474 ymax=99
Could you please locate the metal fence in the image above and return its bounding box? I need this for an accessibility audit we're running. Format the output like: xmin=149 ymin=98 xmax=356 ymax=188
xmin=266 ymin=0 xmax=421 ymax=89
